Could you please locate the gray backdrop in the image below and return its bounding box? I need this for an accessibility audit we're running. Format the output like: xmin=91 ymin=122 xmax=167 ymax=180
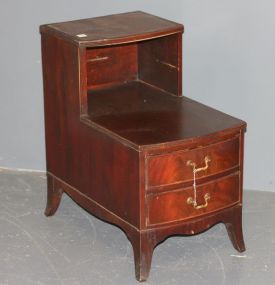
xmin=0 ymin=1 xmax=274 ymax=192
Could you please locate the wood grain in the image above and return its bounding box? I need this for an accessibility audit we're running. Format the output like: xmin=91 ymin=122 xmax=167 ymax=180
xmin=147 ymin=136 xmax=240 ymax=189
xmin=147 ymin=173 xmax=240 ymax=226
xmin=41 ymin=11 xmax=246 ymax=281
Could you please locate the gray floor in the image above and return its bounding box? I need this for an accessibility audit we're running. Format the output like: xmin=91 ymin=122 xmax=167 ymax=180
xmin=0 ymin=170 xmax=275 ymax=285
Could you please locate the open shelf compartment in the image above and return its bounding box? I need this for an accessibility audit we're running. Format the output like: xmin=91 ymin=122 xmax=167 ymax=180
xmin=80 ymin=31 xmax=182 ymax=116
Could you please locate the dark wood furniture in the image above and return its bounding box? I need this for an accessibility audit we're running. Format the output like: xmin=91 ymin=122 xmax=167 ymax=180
xmin=40 ymin=11 xmax=246 ymax=282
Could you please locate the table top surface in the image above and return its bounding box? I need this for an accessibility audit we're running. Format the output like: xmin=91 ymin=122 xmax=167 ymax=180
xmin=86 ymin=81 xmax=246 ymax=147
xmin=40 ymin=11 xmax=183 ymax=46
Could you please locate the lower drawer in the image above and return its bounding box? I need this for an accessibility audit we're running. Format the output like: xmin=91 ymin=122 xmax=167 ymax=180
xmin=146 ymin=173 xmax=240 ymax=226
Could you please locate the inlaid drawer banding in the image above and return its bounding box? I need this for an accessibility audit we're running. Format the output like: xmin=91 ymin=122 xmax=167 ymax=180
xmin=147 ymin=172 xmax=240 ymax=226
xmin=146 ymin=136 xmax=240 ymax=190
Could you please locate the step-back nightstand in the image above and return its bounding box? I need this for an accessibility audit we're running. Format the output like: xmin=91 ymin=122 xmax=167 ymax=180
xmin=40 ymin=11 xmax=246 ymax=281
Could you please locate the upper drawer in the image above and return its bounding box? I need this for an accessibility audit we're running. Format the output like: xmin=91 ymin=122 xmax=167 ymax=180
xmin=146 ymin=136 xmax=239 ymax=189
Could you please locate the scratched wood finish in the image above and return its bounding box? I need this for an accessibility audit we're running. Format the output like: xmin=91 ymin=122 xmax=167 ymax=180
xmin=40 ymin=11 xmax=246 ymax=282
xmin=147 ymin=173 xmax=240 ymax=226
xmin=86 ymin=44 xmax=138 ymax=88
xmin=139 ymin=34 xmax=181 ymax=95
xmin=40 ymin=11 xmax=184 ymax=46
xmin=147 ymin=136 xmax=239 ymax=189
xmin=41 ymin=33 xmax=141 ymax=228
xmin=86 ymin=81 xmax=245 ymax=148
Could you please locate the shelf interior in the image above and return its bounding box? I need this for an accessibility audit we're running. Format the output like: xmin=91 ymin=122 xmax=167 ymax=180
xmin=85 ymin=81 xmax=244 ymax=146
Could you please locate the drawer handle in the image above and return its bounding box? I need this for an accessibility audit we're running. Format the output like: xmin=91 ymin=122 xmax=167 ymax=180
xmin=186 ymin=156 xmax=211 ymax=173
xmin=187 ymin=193 xmax=211 ymax=209
xmin=186 ymin=156 xmax=211 ymax=209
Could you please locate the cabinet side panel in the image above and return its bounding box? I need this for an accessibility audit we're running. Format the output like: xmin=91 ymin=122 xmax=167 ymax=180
xmin=41 ymin=33 xmax=140 ymax=228
xmin=41 ymin=33 xmax=71 ymax=176
xmin=138 ymin=34 xmax=181 ymax=95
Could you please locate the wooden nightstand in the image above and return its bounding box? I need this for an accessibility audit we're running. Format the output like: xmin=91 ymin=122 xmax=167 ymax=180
xmin=40 ymin=11 xmax=246 ymax=282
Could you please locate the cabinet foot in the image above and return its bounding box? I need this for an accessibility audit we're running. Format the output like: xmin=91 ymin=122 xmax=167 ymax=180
xmin=130 ymin=232 xmax=156 ymax=282
xmin=225 ymin=206 xmax=245 ymax=252
xmin=44 ymin=174 xmax=63 ymax=216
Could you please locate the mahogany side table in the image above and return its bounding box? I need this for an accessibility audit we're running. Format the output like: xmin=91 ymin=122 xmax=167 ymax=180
xmin=40 ymin=11 xmax=246 ymax=281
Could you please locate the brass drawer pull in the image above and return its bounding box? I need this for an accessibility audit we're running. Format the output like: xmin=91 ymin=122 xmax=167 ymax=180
xmin=187 ymin=193 xmax=210 ymax=209
xmin=186 ymin=156 xmax=211 ymax=209
xmin=186 ymin=156 xmax=211 ymax=173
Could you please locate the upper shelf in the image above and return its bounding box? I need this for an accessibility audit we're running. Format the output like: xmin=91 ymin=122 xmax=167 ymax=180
xmin=40 ymin=11 xmax=184 ymax=47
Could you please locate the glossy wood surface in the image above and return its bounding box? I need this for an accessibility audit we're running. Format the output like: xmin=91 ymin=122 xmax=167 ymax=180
xmin=44 ymin=173 xmax=245 ymax=282
xmin=41 ymin=11 xmax=246 ymax=282
xmin=86 ymin=81 xmax=245 ymax=147
xmin=147 ymin=172 xmax=240 ymax=226
xmin=139 ymin=34 xmax=181 ymax=95
xmin=41 ymin=34 xmax=141 ymax=228
xmin=147 ymin=136 xmax=239 ymax=189
xmin=86 ymin=43 xmax=138 ymax=88
xmin=84 ymin=31 xmax=182 ymax=100
xmin=40 ymin=11 xmax=183 ymax=47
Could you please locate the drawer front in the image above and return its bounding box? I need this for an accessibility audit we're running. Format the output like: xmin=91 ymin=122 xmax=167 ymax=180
xmin=147 ymin=173 xmax=240 ymax=226
xmin=86 ymin=44 xmax=137 ymax=88
xmin=146 ymin=137 xmax=239 ymax=189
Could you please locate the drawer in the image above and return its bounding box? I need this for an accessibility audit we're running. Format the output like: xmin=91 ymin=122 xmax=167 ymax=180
xmin=146 ymin=173 xmax=240 ymax=226
xmin=86 ymin=44 xmax=137 ymax=88
xmin=146 ymin=137 xmax=239 ymax=189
